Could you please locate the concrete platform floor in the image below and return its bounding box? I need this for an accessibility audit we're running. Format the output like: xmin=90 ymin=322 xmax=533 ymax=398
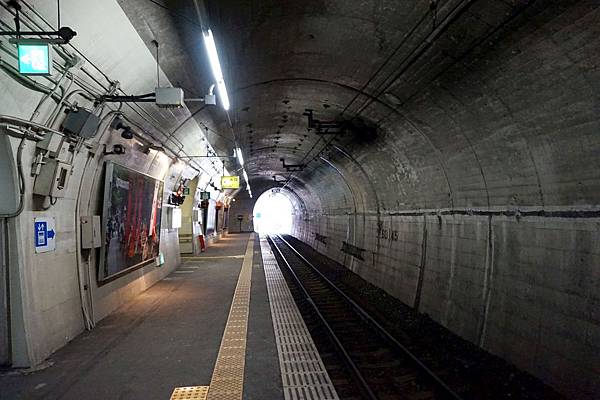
xmin=0 ymin=233 xmax=283 ymax=400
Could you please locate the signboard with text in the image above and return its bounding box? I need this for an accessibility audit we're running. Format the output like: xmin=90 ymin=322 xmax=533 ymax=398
xmin=221 ymin=176 xmax=240 ymax=189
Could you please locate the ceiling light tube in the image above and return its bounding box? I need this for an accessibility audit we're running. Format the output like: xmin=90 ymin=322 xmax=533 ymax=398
xmin=236 ymin=147 xmax=244 ymax=167
xmin=203 ymin=29 xmax=230 ymax=111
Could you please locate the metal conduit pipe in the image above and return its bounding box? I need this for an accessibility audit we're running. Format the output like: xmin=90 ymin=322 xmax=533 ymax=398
xmin=17 ymin=1 xmax=115 ymax=88
xmin=0 ymin=115 xmax=61 ymax=137
xmin=1 ymin=2 xmax=120 ymax=106
xmin=2 ymin=2 xmax=209 ymax=181
xmin=46 ymin=89 xmax=97 ymax=128
xmin=119 ymin=114 xmax=207 ymax=176
xmin=4 ymin=1 xmax=194 ymax=157
xmin=0 ymin=138 xmax=26 ymax=219
xmin=0 ymin=14 xmax=75 ymax=78
xmin=30 ymin=69 xmax=71 ymax=122
xmin=0 ymin=58 xmax=65 ymax=102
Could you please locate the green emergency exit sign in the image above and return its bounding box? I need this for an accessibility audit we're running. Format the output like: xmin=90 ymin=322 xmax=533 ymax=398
xmin=18 ymin=43 xmax=51 ymax=75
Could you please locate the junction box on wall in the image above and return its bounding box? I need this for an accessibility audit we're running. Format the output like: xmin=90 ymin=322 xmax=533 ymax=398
xmin=62 ymin=109 xmax=100 ymax=138
xmin=33 ymin=158 xmax=72 ymax=198
xmin=165 ymin=207 xmax=182 ymax=229
xmin=80 ymin=216 xmax=102 ymax=249
xmin=155 ymin=87 xmax=184 ymax=108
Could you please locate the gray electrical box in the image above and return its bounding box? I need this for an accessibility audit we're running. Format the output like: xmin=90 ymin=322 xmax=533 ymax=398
xmin=80 ymin=216 xmax=102 ymax=249
xmin=155 ymin=87 xmax=184 ymax=108
xmin=62 ymin=109 xmax=100 ymax=138
xmin=36 ymin=131 xmax=63 ymax=154
xmin=33 ymin=158 xmax=72 ymax=198
xmin=204 ymin=94 xmax=216 ymax=105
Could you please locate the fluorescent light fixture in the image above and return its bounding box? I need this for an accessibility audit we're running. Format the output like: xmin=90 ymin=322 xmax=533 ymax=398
xmin=236 ymin=147 xmax=244 ymax=167
xmin=203 ymin=29 xmax=230 ymax=111
xmin=243 ymin=170 xmax=249 ymax=184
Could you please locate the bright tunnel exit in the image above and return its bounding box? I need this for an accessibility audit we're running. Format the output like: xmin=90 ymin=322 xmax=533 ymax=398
xmin=253 ymin=189 xmax=294 ymax=234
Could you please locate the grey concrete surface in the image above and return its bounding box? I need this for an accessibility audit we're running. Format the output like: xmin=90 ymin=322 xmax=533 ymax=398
xmin=0 ymin=0 xmax=597 ymax=399
xmin=244 ymin=235 xmax=284 ymax=400
xmin=0 ymin=233 xmax=281 ymax=400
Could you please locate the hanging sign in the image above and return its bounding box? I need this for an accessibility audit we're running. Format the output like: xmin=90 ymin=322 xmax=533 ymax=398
xmin=221 ymin=175 xmax=240 ymax=189
xmin=200 ymin=191 xmax=210 ymax=200
xmin=18 ymin=43 xmax=52 ymax=75
xmin=34 ymin=217 xmax=56 ymax=253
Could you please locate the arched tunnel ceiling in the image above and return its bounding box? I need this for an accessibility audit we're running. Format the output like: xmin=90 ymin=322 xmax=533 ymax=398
xmin=119 ymin=0 xmax=600 ymax=211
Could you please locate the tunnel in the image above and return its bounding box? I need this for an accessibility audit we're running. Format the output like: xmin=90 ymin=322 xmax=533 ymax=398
xmin=0 ymin=1 xmax=598 ymax=399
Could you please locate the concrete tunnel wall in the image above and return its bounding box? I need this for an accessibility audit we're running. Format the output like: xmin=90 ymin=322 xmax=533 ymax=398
xmin=231 ymin=4 xmax=600 ymax=399
xmin=0 ymin=1 xmax=597 ymax=399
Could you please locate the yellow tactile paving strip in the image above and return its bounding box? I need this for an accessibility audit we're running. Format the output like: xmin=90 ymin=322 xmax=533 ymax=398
xmin=206 ymin=234 xmax=255 ymax=400
xmin=170 ymin=386 xmax=209 ymax=400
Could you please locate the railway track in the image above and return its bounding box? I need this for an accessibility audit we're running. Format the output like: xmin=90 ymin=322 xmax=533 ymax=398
xmin=268 ymin=234 xmax=464 ymax=400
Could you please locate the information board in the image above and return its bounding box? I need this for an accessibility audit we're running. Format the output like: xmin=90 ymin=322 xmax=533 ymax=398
xmin=221 ymin=176 xmax=240 ymax=189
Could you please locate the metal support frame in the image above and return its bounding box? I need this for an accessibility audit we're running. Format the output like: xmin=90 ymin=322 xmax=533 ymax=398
xmin=0 ymin=1 xmax=77 ymax=44
xmin=280 ymin=158 xmax=305 ymax=172
xmin=303 ymin=109 xmax=346 ymax=135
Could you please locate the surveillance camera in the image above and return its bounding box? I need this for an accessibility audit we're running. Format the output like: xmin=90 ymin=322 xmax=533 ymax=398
xmin=113 ymin=144 xmax=126 ymax=155
xmin=103 ymin=144 xmax=126 ymax=156
xmin=121 ymin=127 xmax=134 ymax=140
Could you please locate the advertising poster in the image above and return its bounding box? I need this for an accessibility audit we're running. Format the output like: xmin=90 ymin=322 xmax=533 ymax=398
xmin=99 ymin=162 xmax=164 ymax=282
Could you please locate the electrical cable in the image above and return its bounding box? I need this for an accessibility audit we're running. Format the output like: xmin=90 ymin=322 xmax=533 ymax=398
xmin=281 ymin=3 xmax=444 ymax=191
xmin=154 ymin=40 xmax=160 ymax=88
xmin=2 ymin=6 xmax=199 ymax=171
xmin=74 ymin=153 xmax=95 ymax=330
xmin=283 ymin=0 xmax=476 ymax=192
xmin=2 ymin=0 xmax=212 ymax=192
xmin=3 ymin=3 xmax=192 ymax=157
xmin=349 ymin=0 xmax=475 ymax=119
xmin=30 ymin=68 xmax=70 ymax=122
xmin=18 ymin=1 xmax=115 ymax=88
xmin=339 ymin=5 xmax=434 ymax=117
xmin=0 ymin=57 xmax=63 ymax=101
xmin=0 ymin=138 xmax=26 ymax=219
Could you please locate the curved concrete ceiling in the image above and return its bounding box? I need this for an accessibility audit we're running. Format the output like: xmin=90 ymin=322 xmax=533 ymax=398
xmin=119 ymin=0 xmax=600 ymax=213
xmin=114 ymin=3 xmax=599 ymax=395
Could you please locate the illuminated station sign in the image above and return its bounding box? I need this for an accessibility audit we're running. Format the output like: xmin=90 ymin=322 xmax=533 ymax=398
xmin=221 ymin=175 xmax=240 ymax=189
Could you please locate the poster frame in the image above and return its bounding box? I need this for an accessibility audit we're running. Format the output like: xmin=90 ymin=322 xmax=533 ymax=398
xmin=98 ymin=162 xmax=164 ymax=285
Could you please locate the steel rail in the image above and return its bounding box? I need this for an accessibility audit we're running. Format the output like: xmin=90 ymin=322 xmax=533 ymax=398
xmin=272 ymin=234 xmax=464 ymax=400
xmin=267 ymin=235 xmax=378 ymax=400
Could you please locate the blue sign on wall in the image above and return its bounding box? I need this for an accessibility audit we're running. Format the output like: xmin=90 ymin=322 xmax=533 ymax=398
xmin=18 ymin=44 xmax=51 ymax=75
xmin=34 ymin=217 xmax=56 ymax=253
xmin=34 ymin=221 xmax=48 ymax=247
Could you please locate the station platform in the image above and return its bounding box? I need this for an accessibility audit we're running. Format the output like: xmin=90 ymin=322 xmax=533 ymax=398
xmin=0 ymin=233 xmax=331 ymax=400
